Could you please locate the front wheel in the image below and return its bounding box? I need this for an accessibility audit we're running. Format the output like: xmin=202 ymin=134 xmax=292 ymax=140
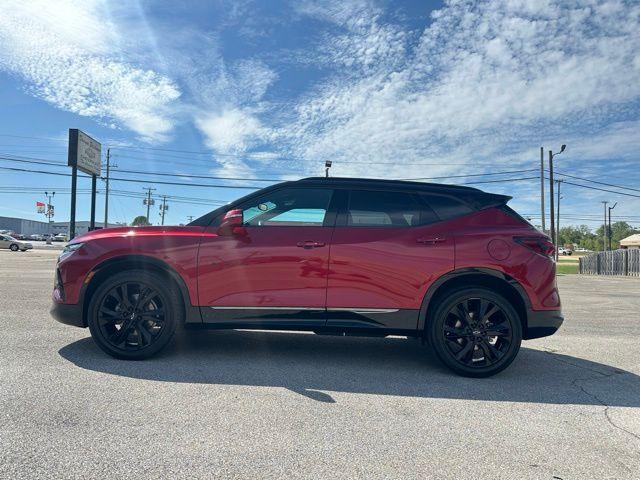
xmin=87 ymin=270 xmax=182 ymax=359
xmin=427 ymin=288 xmax=522 ymax=377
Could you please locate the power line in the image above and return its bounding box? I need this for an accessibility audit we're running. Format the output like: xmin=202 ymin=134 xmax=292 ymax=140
xmin=558 ymin=179 xmax=640 ymax=199
xmin=1 ymin=155 xmax=540 ymax=183
xmin=402 ymin=168 xmax=538 ymax=181
xmin=108 ymin=168 xmax=283 ymax=182
xmin=462 ymin=176 xmax=539 ymax=185
xmin=555 ymin=170 xmax=640 ymax=194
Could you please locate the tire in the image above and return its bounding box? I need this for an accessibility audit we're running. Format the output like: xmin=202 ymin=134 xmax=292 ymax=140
xmin=87 ymin=270 xmax=182 ymax=360
xmin=427 ymin=287 xmax=522 ymax=378
xmin=9 ymin=244 xmax=19 ymax=252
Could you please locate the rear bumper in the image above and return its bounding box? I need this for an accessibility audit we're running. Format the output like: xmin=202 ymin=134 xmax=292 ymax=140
xmin=525 ymin=309 xmax=563 ymax=339
xmin=50 ymin=302 xmax=85 ymax=328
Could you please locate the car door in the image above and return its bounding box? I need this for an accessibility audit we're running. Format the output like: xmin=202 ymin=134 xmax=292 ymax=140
xmin=0 ymin=235 xmax=9 ymax=249
xmin=197 ymin=187 xmax=336 ymax=326
xmin=326 ymin=189 xmax=455 ymax=330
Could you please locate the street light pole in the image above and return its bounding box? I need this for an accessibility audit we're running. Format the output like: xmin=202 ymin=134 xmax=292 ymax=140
xmin=540 ymin=147 xmax=545 ymax=233
xmin=555 ymin=180 xmax=562 ymax=261
xmin=325 ymin=160 xmax=332 ymax=178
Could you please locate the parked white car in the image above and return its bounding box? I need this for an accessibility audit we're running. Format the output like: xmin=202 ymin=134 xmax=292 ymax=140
xmin=0 ymin=234 xmax=33 ymax=252
xmin=558 ymin=247 xmax=573 ymax=256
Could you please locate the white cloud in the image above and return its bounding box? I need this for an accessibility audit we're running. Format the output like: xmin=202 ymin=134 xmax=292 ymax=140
xmin=0 ymin=0 xmax=181 ymax=141
xmin=196 ymin=108 xmax=266 ymax=153
xmin=277 ymin=0 xmax=640 ymax=184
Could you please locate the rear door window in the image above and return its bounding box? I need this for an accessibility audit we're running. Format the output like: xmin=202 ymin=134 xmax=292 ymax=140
xmin=420 ymin=194 xmax=474 ymax=221
xmin=346 ymin=190 xmax=438 ymax=227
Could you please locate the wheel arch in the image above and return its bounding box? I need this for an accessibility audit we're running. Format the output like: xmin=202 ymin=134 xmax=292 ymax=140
xmin=418 ymin=268 xmax=531 ymax=336
xmin=80 ymin=255 xmax=200 ymax=327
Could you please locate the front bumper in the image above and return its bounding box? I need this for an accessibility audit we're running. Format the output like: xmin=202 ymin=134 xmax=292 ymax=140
xmin=50 ymin=301 xmax=85 ymax=327
xmin=525 ymin=309 xmax=564 ymax=339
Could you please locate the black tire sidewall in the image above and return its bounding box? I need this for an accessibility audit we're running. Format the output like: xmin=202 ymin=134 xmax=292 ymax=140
xmin=427 ymin=287 xmax=522 ymax=378
xmin=10 ymin=244 xmax=19 ymax=251
xmin=88 ymin=270 xmax=181 ymax=360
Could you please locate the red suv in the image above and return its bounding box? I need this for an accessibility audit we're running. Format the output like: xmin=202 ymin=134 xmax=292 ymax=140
xmin=51 ymin=177 xmax=562 ymax=377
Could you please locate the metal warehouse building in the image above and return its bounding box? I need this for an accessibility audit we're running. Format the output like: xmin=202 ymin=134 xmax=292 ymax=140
xmin=0 ymin=216 xmax=124 ymax=236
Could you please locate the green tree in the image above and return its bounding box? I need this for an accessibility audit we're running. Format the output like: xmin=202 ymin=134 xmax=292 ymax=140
xmin=131 ymin=215 xmax=150 ymax=226
xmin=596 ymin=221 xmax=640 ymax=249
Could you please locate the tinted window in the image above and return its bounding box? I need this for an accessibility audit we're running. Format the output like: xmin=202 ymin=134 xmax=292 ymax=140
xmin=347 ymin=190 xmax=437 ymax=227
xmin=240 ymin=188 xmax=333 ymax=226
xmin=420 ymin=194 xmax=474 ymax=221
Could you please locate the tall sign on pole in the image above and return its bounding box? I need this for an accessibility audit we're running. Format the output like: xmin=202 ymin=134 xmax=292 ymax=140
xmin=68 ymin=129 xmax=101 ymax=239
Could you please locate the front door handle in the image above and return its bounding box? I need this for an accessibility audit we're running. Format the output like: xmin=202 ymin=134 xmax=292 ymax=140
xmin=417 ymin=236 xmax=446 ymax=245
xmin=297 ymin=240 xmax=326 ymax=249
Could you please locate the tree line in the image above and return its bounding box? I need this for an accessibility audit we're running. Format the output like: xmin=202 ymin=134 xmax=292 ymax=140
xmin=553 ymin=222 xmax=639 ymax=251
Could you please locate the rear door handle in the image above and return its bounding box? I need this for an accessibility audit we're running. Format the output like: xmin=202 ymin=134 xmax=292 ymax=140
xmin=417 ymin=237 xmax=446 ymax=245
xmin=297 ymin=240 xmax=326 ymax=249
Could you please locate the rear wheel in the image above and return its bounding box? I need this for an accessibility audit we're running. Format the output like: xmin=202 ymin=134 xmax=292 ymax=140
xmin=427 ymin=287 xmax=522 ymax=377
xmin=87 ymin=270 xmax=182 ymax=359
xmin=9 ymin=244 xmax=19 ymax=251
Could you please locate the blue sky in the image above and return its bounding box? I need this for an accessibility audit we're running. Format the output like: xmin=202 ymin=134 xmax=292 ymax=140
xmin=0 ymin=0 xmax=639 ymax=228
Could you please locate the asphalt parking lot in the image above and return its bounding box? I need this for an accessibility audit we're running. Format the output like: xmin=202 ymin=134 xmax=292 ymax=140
xmin=1 ymin=250 xmax=639 ymax=479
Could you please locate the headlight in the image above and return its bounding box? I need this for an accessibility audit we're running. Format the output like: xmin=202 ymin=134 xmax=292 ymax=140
xmin=59 ymin=242 xmax=84 ymax=259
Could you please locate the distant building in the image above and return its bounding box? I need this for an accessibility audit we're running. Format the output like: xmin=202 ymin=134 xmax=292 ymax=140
xmin=0 ymin=216 xmax=48 ymax=236
xmin=0 ymin=216 xmax=124 ymax=236
xmin=619 ymin=234 xmax=640 ymax=249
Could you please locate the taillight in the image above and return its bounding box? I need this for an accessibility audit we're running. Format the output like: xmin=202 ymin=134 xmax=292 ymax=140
xmin=514 ymin=236 xmax=555 ymax=259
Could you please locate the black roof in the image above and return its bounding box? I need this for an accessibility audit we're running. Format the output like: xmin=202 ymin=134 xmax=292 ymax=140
xmin=295 ymin=176 xmax=487 ymax=194
xmin=295 ymin=177 xmax=512 ymax=211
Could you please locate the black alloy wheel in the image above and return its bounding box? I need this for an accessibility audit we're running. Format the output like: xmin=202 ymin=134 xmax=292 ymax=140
xmin=428 ymin=288 xmax=522 ymax=377
xmin=88 ymin=270 xmax=181 ymax=359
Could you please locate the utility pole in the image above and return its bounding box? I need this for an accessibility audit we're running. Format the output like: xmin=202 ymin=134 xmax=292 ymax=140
xmin=143 ymin=187 xmax=155 ymax=224
xmin=601 ymin=201 xmax=608 ymax=251
xmin=44 ymin=191 xmax=55 ymax=244
xmin=186 ymin=215 xmax=195 ymax=224
xmin=549 ymin=150 xmax=555 ymax=249
xmin=103 ymin=148 xmax=114 ymax=228
xmin=159 ymin=195 xmax=168 ymax=226
xmin=608 ymin=202 xmax=617 ymax=250
xmin=555 ymin=180 xmax=562 ymax=261
xmin=547 ymin=144 xmax=566 ymax=249
xmin=540 ymin=147 xmax=545 ymax=233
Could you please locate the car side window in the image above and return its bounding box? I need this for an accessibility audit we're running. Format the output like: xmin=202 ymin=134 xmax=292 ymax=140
xmin=346 ymin=190 xmax=436 ymax=227
xmin=240 ymin=188 xmax=333 ymax=227
xmin=420 ymin=194 xmax=474 ymax=221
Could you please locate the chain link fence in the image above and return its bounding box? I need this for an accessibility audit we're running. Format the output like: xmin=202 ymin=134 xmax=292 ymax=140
xmin=579 ymin=249 xmax=640 ymax=276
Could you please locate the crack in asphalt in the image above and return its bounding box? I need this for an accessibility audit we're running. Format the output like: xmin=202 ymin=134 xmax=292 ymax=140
xmin=542 ymin=348 xmax=640 ymax=443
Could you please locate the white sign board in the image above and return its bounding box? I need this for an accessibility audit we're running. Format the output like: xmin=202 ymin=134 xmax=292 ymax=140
xmin=68 ymin=129 xmax=101 ymax=176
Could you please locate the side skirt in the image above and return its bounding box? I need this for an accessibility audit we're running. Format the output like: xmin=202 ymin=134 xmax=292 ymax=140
xmin=198 ymin=306 xmax=420 ymax=332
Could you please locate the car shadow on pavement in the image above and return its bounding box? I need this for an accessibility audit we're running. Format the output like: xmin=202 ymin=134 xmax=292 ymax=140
xmin=59 ymin=330 xmax=640 ymax=406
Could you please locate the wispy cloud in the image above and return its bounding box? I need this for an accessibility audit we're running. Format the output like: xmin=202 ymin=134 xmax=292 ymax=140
xmin=276 ymin=0 xmax=640 ymax=180
xmin=0 ymin=0 xmax=181 ymax=141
